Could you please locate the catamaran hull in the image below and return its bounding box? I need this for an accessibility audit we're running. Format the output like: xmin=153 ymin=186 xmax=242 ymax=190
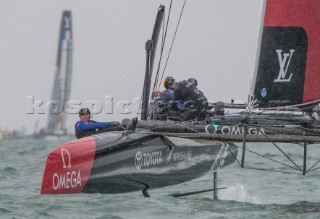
xmin=41 ymin=131 xmax=237 ymax=194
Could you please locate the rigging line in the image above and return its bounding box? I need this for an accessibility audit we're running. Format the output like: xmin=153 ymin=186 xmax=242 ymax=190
xmin=158 ymin=0 xmax=187 ymax=90
xmin=244 ymin=167 xmax=301 ymax=175
xmin=236 ymin=145 xmax=301 ymax=172
xmin=306 ymin=159 xmax=320 ymax=173
xmin=256 ymin=126 xmax=303 ymax=172
xmin=308 ymin=166 xmax=320 ymax=173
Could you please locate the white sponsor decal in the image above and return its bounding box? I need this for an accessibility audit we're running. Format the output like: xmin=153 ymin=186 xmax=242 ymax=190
xmin=53 ymin=171 xmax=81 ymax=190
xmin=207 ymin=125 xmax=265 ymax=135
xmin=61 ymin=148 xmax=71 ymax=168
xmin=135 ymin=150 xmax=162 ymax=169
xmin=53 ymin=148 xmax=82 ymax=190
xmin=274 ymin=49 xmax=294 ymax=83
xmin=166 ymin=147 xmax=174 ymax=163
xmin=172 ymin=150 xmax=192 ymax=162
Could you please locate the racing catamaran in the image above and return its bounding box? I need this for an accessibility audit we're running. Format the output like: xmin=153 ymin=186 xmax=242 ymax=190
xmin=41 ymin=0 xmax=320 ymax=198
xmin=34 ymin=10 xmax=73 ymax=138
xmin=40 ymin=5 xmax=238 ymax=197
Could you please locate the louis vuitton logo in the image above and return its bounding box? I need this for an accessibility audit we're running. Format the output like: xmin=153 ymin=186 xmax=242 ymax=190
xmin=274 ymin=49 xmax=294 ymax=82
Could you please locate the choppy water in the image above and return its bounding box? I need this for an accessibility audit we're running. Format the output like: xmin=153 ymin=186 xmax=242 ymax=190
xmin=1 ymin=138 xmax=320 ymax=218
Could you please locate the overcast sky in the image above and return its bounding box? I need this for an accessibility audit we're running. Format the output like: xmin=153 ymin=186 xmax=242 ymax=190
xmin=0 ymin=0 xmax=264 ymax=133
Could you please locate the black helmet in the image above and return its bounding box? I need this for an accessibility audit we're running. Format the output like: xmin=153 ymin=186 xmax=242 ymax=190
xmin=163 ymin=76 xmax=175 ymax=89
xmin=79 ymin=107 xmax=91 ymax=117
xmin=187 ymin=78 xmax=198 ymax=87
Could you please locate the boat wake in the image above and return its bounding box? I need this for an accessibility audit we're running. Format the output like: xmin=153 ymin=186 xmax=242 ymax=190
xmin=219 ymin=183 xmax=261 ymax=204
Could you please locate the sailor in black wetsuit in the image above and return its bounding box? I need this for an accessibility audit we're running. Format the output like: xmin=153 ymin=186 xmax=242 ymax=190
xmin=172 ymin=78 xmax=209 ymax=121
xmin=152 ymin=76 xmax=176 ymax=120
xmin=75 ymin=108 xmax=121 ymax=139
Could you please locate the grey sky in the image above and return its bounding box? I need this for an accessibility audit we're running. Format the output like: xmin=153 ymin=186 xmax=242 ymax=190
xmin=0 ymin=0 xmax=264 ymax=133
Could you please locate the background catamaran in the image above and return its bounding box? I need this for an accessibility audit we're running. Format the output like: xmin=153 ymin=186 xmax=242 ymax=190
xmin=34 ymin=10 xmax=73 ymax=138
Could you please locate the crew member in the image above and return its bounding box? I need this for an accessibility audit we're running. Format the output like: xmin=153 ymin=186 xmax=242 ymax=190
xmin=152 ymin=76 xmax=176 ymax=120
xmin=172 ymin=77 xmax=208 ymax=120
xmin=75 ymin=108 xmax=120 ymax=139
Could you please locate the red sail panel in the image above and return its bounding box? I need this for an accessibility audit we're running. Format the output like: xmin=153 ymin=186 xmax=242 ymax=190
xmin=40 ymin=137 xmax=96 ymax=194
xmin=264 ymin=0 xmax=320 ymax=103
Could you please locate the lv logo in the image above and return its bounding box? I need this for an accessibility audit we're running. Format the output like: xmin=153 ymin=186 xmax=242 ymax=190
xmin=274 ymin=49 xmax=295 ymax=82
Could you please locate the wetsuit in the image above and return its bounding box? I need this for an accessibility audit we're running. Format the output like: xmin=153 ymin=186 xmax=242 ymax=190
xmin=172 ymin=80 xmax=208 ymax=120
xmin=75 ymin=120 xmax=120 ymax=139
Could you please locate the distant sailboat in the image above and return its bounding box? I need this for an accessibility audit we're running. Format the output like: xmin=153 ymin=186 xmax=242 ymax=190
xmin=35 ymin=10 xmax=73 ymax=138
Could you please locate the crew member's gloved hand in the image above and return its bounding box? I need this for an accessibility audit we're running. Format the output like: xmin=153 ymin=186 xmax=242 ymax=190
xmin=111 ymin=121 xmax=120 ymax=126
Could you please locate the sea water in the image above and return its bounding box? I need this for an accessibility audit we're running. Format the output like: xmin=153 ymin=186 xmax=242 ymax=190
xmin=1 ymin=138 xmax=320 ymax=218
